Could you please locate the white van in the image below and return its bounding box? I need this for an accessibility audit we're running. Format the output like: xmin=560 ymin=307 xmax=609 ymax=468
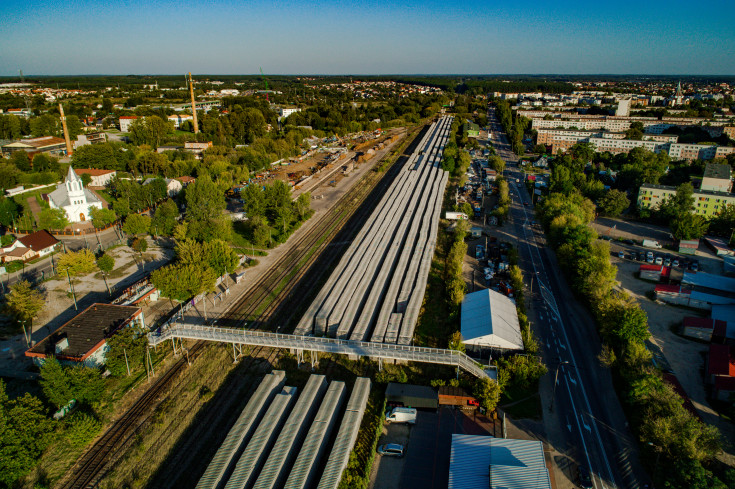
xmin=385 ymin=407 xmax=417 ymax=424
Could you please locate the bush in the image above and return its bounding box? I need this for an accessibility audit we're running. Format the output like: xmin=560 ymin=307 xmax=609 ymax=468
xmin=57 ymin=249 xmax=98 ymax=276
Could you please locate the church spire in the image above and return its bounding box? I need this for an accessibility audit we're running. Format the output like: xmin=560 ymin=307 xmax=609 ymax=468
xmin=675 ymin=81 xmax=683 ymax=98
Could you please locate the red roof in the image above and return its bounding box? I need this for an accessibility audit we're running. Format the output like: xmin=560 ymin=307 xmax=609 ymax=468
xmin=18 ymin=230 xmax=59 ymax=252
xmin=713 ymin=320 xmax=729 ymax=339
xmin=683 ymin=317 xmax=714 ymax=329
xmin=661 ymin=266 xmax=671 ymax=279
xmin=640 ymin=264 xmax=663 ymax=272
xmin=74 ymin=168 xmax=116 ymax=177
xmin=176 ymin=176 xmax=196 ymax=184
xmin=119 ymin=116 xmax=138 ymax=119
xmin=708 ymin=344 xmax=735 ymax=377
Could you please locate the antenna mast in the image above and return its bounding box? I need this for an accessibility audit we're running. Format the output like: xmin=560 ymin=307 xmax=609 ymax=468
xmin=188 ymin=72 xmax=199 ymax=134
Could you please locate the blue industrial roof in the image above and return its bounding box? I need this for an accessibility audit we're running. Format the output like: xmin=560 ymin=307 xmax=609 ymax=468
xmin=448 ymin=434 xmax=551 ymax=489
xmin=683 ymin=272 xmax=735 ymax=294
xmin=712 ymin=305 xmax=735 ymax=324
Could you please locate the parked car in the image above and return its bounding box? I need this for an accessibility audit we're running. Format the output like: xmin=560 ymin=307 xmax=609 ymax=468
xmin=655 ymin=256 xmax=663 ymax=265
xmin=664 ymin=257 xmax=671 ymax=267
xmin=617 ymin=251 xmax=625 ymax=259
xmin=691 ymin=261 xmax=699 ymax=271
xmin=672 ymin=259 xmax=680 ymax=267
xmin=377 ymin=443 xmax=405 ymax=457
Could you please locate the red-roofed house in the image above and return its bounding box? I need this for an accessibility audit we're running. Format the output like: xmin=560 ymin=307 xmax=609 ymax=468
xmin=683 ymin=317 xmax=728 ymax=342
xmin=74 ymin=169 xmax=117 ymax=187
xmin=18 ymin=230 xmax=60 ymax=258
xmin=175 ymin=175 xmax=196 ymax=186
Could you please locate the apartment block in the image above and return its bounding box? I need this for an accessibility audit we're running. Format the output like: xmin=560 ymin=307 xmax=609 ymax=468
xmin=638 ymin=184 xmax=735 ymax=218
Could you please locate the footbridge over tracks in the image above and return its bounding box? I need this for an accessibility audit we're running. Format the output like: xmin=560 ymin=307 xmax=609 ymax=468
xmin=148 ymin=323 xmax=496 ymax=380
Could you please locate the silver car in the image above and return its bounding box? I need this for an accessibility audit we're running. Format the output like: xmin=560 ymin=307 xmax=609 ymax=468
xmin=377 ymin=443 xmax=405 ymax=457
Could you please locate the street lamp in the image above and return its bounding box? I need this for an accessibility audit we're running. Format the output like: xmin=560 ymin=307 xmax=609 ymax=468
xmin=549 ymin=360 xmax=570 ymax=412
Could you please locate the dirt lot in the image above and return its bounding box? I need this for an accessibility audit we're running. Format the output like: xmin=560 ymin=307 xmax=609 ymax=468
xmin=612 ymin=256 xmax=735 ymax=465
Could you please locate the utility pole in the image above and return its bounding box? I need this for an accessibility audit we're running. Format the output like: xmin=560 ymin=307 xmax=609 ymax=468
xmin=66 ymin=269 xmax=77 ymax=310
xmin=188 ymin=72 xmax=199 ymax=134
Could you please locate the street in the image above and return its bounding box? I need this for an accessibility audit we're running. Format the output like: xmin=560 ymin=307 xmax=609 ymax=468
xmin=488 ymin=108 xmax=649 ymax=488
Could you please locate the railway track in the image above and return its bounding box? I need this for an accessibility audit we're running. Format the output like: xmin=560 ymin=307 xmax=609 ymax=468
xmin=56 ymin=124 xmax=426 ymax=489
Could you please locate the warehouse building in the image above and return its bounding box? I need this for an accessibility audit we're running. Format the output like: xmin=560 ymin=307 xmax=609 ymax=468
xmin=461 ymin=289 xmax=523 ymax=353
xmin=448 ymin=434 xmax=551 ymax=489
xmin=385 ymin=382 xmax=438 ymax=409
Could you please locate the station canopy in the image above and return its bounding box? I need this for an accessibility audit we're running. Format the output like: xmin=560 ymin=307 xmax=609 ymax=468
xmin=461 ymin=289 xmax=523 ymax=351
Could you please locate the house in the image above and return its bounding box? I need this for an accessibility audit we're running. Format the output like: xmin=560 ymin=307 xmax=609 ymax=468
xmin=184 ymin=141 xmax=213 ymax=157
xmin=175 ymin=175 xmax=196 ymax=186
xmin=1 ymin=136 xmax=68 ymax=157
xmin=74 ymin=169 xmax=117 ymax=187
xmin=167 ymin=114 xmax=194 ymax=129
xmin=47 ymin=167 xmax=104 ymax=223
xmin=25 ymin=304 xmax=145 ymax=368
xmin=2 ymin=246 xmax=36 ymax=263
xmin=18 ymin=230 xmax=60 ymax=257
xmin=73 ymin=132 xmax=107 ymax=150
xmin=144 ymin=177 xmax=182 ymax=196
xmin=119 ymin=116 xmax=140 ymax=133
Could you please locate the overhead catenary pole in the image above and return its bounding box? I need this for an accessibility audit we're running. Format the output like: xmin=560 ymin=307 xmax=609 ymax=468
xmin=59 ymin=104 xmax=73 ymax=156
xmin=188 ymin=72 xmax=199 ymax=134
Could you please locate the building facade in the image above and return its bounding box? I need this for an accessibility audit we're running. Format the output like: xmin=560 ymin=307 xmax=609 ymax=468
xmin=638 ymin=184 xmax=735 ymax=218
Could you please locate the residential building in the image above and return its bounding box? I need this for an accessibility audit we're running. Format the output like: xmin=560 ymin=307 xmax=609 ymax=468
xmin=167 ymin=114 xmax=194 ymax=129
xmin=701 ymin=163 xmax=732 ymax=193
xmin=25 ymin=304 xmax=145 ymax=368
xmin=2 ymin=246 xmax=35 ymax=263
xmin=17 ymin=230 xmax=60 ymax=257
xmin=119 ymin=116 xmax=139 ymax=132
xmin=616 ymin=98 xmax=632 ymax=117
xmin=278 ymin=107 xmax=301 ymax=119
xmin=175 ymin=175 xmax=196 ymax=186
xmin=74 ymin=168 xmax=117 ymax=187
xmin=5 ymin=108 xmax=32 ymax=118
xmin=724 ymin=126 xmax=735 ymax=140
xmin=184 ymin=141 xmax=213 ymax=157
xmin=1 ymin=136 xmax=67 ymax=157
xmin=47 ymin=167 xmax=104 ymax=223
xmin=638 ymin=184 xmax=735 ymax=218
xmin=144 ymin=177 xmax=182 ymax=196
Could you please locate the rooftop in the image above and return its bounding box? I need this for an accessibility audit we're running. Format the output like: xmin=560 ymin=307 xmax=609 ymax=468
xmin=703 ymin=163 xmax=732 ymax=181
xmin=74 ymin=168 xmax=116 ymax=177
xmin=18 ymin=230 xmax=59 ymax=252
xmin=461 ymin=288 xmax=523 ymax=351
xmin=26 ymin=304 xmax=141 ymax=362
xmin=708 ymin=344 xmax=735 ymax=377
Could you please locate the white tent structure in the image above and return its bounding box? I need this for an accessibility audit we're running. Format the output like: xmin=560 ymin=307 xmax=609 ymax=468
xmin=461 ymin=289 xmax=523 ymax=351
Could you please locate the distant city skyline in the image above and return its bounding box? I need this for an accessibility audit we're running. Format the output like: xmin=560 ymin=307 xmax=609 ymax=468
xmin=1 ymin=0 xmax=734 ymax=76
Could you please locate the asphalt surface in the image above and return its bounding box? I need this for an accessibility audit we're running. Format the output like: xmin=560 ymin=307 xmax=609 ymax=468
xmin=488 ymin=108 xmax=649 ymax=489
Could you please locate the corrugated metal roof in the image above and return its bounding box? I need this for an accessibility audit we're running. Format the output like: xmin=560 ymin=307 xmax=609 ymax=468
xmin=448 ymin=434 xmax=551 ymax=489
xmin=683 ymin=272 xmax=735 ymax=294
xmin=461 ymin=289 xmax=523 ymax=350
xmin=712 ymin=305 xmax=735 ymax=323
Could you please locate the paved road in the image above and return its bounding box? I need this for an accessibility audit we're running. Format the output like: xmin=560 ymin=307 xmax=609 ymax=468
xmin=489 ymin=108 xmax=649 ymax=488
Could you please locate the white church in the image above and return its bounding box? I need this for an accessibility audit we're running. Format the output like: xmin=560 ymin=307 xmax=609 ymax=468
xmin=48 ymin=167 xmax=104 ymax=223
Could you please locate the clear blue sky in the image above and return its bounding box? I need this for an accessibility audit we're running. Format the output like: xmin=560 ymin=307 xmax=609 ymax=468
xmin=1 ymin=0 xmax=733 ymax=76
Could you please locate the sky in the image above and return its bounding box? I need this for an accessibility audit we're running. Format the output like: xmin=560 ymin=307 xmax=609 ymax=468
xmin=1 ymin=0 xmax=734 ymax=76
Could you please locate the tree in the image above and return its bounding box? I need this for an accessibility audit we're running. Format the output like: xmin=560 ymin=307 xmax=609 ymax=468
xmin=294 ymin=192 xmax=311 ymax=220
xmin=9 ymin=150 xmax=31 ymax=171
xmin=132 ymin=237 xmax=148 ymax=255
xmin=122 ymin=213 xmax=151 ymax=236
xmin=39 ymin=357 xmax=73 ymax=409
xmin=38 ymin=207 xmax=69 ymax=230
xmin=241 ymin=185 xmax=266 ymax=218
xmin=97 ymin=253 xmax=115 ymax=294
xmin=473 ymin=377 xmax=501 ymax=412
xmin=89 ymin=207 xmax=117 ymax=229
xmin=152 ymin=199 xmax=179 ymax=236
xmin=489 ymin=155 xmax=505 ymax=174
xmin=202 ymin=239 xmax=239 ymax=276
xmin=708 ymin=204 xmax=735 ymax=244
xmin=0 ymin=162 xmax=20 ymax=190
xmin=448 ymin=331 xmax=465 ymax=353
xmin=0 ymin=196 xmax=19 ymax=227
xmin=31 ymin=153 xmax=60 ymax=173
xmin=80 ymin=172 xmax=93 ymax=187
xmin=57 ymin=249 xmax=98 ymax=276
xmin=4 ymin=280 xmax=44 ymax=324
xmin=671 ymin=212 xmax=708 ymax=240
xmin=104 ymin=325 xmax=148 ymax=376
xmin=597 ymin=189 xmax=630 ymax=217
xmin=625 ymin=121 xmax=644 ymax=140
xmin=184 ymin=174 xmax=230 ymax=241
xmin=151 ymin=263 xmax=216 ymax=303
xmin=0 ymin=379 xmax=54 ymax=487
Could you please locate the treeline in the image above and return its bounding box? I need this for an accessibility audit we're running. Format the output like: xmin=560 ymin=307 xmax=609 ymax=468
xmin=240 ymin=180 xmax=312 ymax=247
xmin=537 ymin=156 xmax=733 ymax=486
xmin=495 ymin=100 xmax=529 ymax=155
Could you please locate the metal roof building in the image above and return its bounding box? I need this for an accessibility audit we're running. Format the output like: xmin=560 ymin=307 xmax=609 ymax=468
xmin=461 ymin=289 xmax=523 ymax=351
xmin=448 ymin=434 xmax=551 ymax=489
xmin=682 ymin=272 xmax=735 ymax=294
xmin=385 ymin=382 xmax=438 ymax=409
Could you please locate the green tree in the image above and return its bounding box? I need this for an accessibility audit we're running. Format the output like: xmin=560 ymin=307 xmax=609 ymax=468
xmin=151 ymin=263 xmax=216 ymax=303
xmin=241 ymin=184 xmax=266 ymax=218
xmin=132 ymin=237 xmax=148 ymax=254
xmin=473 ymin=377 xmax=501 ymax=412
xmin=31 ymin=153 xmax=60 ymax=173
xmin=448 ymin=331 xmax=465 ymax=353
xmin=10 ymin=151 xmax=31 ymax=171
xmin=80 ymin=172 xmax=93 ymax=187
xmin=597 ymin=189 xmax=630 ymax=217
xmin=625 ymin=121 xmax=645 ymax=140
xmin=294 ymin=192 xmax=311 ymax=220
xmin=708 ymin=204 xmax=735 ymax=244
xmin=0 ymin=380 xmax=54 ymax=487
xmin=671 ymin=212 xmax=709 ymax=241
xmin=39 ymin=357 xmax=72 ymax=409
xmin=4 ymin=280 xmax=44 ymax=324
xmin=89 ymin=207 xmax=117 ymax=228
xmin=38 ymin=207 xmax=69 ymax=230
xmin=97 ymin=252 xmax=115 ymax=294
xmin=104 ymin=325 xmax=148 ymax=376
xmin=184 ymin=174 xmax=230 ymax=241
xmin=0 ymin=163 xmax=20 ymax=192
xmin=152 ymin=199 xmax=179 ymax=236
xmin=0 ymin=196 xmax=19 ymax=227
xmin=57 ymin=249 xmax=98 ymax=276
xmin=122 ymin=213 xmax=151 ymax=236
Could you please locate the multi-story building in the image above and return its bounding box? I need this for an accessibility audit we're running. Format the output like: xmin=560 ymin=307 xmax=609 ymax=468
xmin=119 ymin=115 xmax=140 ymax=132
xmin=167 ymin=114 xmax=194 ymax=129
xmin=638 ymin=184 xmax=735 ymax=217
xmin=278 ymin=107 xmax=301 ymax=119
xmin=1 ymin=136 xmax=67 ymax=157
xmin=701 ymin=163 xmax=732 ymax=192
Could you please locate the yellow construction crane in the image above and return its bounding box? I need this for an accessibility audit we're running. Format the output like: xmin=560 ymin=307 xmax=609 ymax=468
xmin=188 ymin=72 xmax=199 ymax=134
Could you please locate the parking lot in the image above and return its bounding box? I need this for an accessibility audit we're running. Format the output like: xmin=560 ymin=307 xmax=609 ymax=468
xmin=369 ymin=408 xmax=496 ymax=489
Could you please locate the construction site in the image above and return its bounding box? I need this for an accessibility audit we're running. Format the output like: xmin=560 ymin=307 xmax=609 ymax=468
xmin=293 ymin=116 xmax=453 ymax=344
